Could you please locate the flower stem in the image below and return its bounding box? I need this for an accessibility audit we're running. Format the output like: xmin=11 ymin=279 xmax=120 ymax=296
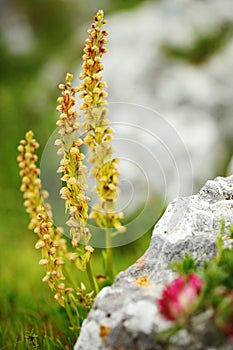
xmin=64 ymin=300 xmax=76 ymax=329
xmin=86 ymin=258 xmax=99 ymax=295
xmin=106 ymin=229 xmax=114 ymax=282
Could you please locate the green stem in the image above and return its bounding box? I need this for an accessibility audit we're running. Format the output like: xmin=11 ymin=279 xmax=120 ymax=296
xmin=64 ymin=262 xmax=78 ymax=291
xmin=106 ymin=228 xmax=114 ymax=281
xmin=64 ymin=299 xmax=76 ymax=328
xmin=86 ymin=258 xmax=99 ymax=295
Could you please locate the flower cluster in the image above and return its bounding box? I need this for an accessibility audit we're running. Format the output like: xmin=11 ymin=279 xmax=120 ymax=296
xmin=157 ymin=229 xmax=233 ymax=345
xmin=55 ymin=10 xmax=125 ymax=251
xmin=17 ymin=130 xmax=45 ymax=230
xmin=17 ymin=131 xmax=74 ymax=308
xmin=17 ymin=9 xmax=126 ymax=330
xmin=56 ymin=73 xmax=79 ymax=137
xmin=79 ymin=9 xmax=108 ymax=111
xmin=35 ymin=212 xmax=73 ymax=306
xmin=17 ymin=131 xmax=96 ymax=330
xmin=158 ymin=273 xmax=203 ymax=322
xmin=56 ymin=73 xmax=90 ymax=249
xmin=79 ymin=9 xmax=125 ymax=236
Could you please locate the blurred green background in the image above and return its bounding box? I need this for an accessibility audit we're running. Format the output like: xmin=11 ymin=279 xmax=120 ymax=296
xmin=1 ymin=0 xmax=233 ymax=348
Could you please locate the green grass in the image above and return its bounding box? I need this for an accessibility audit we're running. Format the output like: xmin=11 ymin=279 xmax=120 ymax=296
xmin=0 ymin=229 xmax=77 ymax=349
xmin=0 ymin=208 xmax=154 ymax=349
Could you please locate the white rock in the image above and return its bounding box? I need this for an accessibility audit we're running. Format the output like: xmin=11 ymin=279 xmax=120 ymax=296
xmin=74 ymin=175 xmax=233 ymax=350
xmin=100 ymin=0 xmax=233 ymax=192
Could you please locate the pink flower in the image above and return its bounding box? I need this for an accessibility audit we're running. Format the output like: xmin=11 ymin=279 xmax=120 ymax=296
xmin=157 ymin=273 xmax=203 ymax=322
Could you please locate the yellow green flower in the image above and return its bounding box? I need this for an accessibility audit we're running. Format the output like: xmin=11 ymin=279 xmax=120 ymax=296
xmin=55 ymin=73 xmax=91 ymax=248
xmin=79 ymin=10 xmax=125 ymax=236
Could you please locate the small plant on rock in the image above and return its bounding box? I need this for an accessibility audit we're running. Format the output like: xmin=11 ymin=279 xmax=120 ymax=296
xmin=156 ymin=224 xmax=233 ymax=347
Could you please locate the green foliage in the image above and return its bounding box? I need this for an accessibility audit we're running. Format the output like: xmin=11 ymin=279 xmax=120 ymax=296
xmin=203 ymin=226 xmax=233 ymax=290
xmin=229 ymin=225 xmax=233 ymax=239
xmin=172 ymin=253 xmax=198 ymax=276
xmin=109 ymin=0 xmax=148 ymax=11
xmin=161 ymin=22 xmax=233 ymax=65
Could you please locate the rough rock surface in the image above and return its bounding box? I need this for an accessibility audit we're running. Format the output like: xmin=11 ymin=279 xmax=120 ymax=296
xmin=74 ymin=176 xmax=233 ymax=350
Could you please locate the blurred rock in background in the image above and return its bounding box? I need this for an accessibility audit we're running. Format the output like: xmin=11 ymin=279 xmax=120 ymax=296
xmin=102 ymin=0 xmax=233 ymax=195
